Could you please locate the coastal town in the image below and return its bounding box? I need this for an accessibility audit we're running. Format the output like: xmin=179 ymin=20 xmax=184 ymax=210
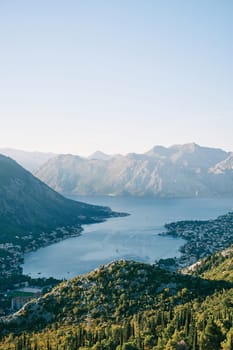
xmin=161 ymin=211 xmax=233 ymax=267
xmin=0 ymin=226 xmax=82 ymax=315
xmin=0 ymin=225 xmax=83 ymax=277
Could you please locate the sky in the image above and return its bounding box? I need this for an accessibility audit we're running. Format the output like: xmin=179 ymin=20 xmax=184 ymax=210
xmin=0 ymin=0 xmax=233 ymax=156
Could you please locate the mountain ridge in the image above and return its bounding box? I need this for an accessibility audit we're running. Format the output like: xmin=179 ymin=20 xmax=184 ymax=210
xmin=34 ymin=143 xmax=233 ymax=198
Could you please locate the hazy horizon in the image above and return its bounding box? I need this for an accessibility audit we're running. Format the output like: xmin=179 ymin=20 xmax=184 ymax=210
xmin=1 ymin=1 xmax=233 ymax=155
xmin=1 ymin=141 xmax=233 ymax=158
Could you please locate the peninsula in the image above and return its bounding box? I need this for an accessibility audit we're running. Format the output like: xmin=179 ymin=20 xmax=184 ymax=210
xmin=161 ymin=212 xmax=233 ymax=267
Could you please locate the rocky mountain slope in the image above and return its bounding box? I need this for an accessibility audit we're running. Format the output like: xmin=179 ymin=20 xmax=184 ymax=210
xmin=210 ymin=153 xmax=233 ymax=174
xmin=35 ymin=143 xmax=233 ymax=197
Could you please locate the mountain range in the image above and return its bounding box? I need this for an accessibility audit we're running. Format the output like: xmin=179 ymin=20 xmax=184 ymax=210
xmin=34 ymin=143 xmax=233 ymax=198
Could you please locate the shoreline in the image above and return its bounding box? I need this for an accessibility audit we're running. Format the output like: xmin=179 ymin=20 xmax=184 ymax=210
xmin=4 ymin=207 xmax=233 ymax=282
xmin=0 ymin=213 xmax=127 ymax=315
xmin=159 ymin=211 xmax=233 ymax=269
xmin=1 ymin=209 xmax=129 ymax=280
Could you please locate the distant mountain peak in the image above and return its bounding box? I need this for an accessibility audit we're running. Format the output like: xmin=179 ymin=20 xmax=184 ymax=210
xmin=88 ymin=151 xmax=112 ymax=160
xmin=146 ymin=145 xmax=174 ymax=158
xmin=0 ymin=148 xmax=57 ymax=172
xmin=171 ymin=142 xmax=199 ymax=152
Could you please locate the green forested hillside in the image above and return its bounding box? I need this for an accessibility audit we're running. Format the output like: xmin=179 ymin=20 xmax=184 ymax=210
xmin=189 ymin=246 xmax=233 ymax=283
xmin=0 ymin=253 xmax=233 ymax=350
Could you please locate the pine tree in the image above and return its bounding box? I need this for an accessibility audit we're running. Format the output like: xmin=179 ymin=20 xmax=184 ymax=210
xmin=200 ymin=319 xmax=223 ymax=350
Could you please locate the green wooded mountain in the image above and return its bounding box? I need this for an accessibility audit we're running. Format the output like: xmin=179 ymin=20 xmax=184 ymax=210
xmin=0 ymin=154 xmax=119 ymax=245
xmin=1 ymin=248 xmax=233 ymax=349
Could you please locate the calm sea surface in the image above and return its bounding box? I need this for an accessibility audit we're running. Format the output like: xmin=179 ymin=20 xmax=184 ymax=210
xmin=23 ymin=196 xmax=233 ymax=279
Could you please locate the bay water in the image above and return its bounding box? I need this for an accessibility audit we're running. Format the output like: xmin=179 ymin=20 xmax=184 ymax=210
xmin=23 ymin=196 xmax=233 ymax=279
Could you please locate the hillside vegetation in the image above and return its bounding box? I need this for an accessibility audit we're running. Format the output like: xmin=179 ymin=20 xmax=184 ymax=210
xmin=0 ymin=250 xmax=233 ymax=350
xmin=189 ymin=246 xmax=233 ymax=282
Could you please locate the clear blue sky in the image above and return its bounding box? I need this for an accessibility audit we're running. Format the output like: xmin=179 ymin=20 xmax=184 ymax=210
xmin=0 ymin=0 xmax=233 ymax=155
